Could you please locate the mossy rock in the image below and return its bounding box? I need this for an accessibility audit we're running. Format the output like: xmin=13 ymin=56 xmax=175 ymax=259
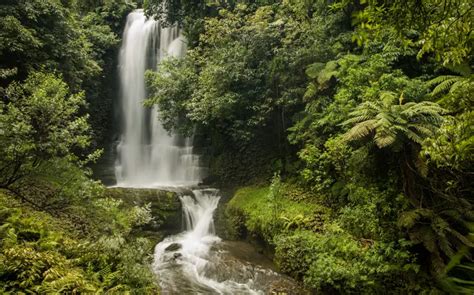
xmin=105 ymin=187 xmax=182 ymax=234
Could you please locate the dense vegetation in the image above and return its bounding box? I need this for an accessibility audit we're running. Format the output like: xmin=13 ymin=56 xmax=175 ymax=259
xmin=145 ymin=0 xmax=473 ymax=293
xmin=0 ymin=0 xmax=472 ymax=293
xmin=0 ymin=0 xmax=160 ymax=293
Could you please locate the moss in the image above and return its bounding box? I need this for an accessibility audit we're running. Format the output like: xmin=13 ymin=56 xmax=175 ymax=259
xmin=225 ymin=185 xmax=331 ymax=243
xmin=105 ymin=188 xmax=182 ymax=233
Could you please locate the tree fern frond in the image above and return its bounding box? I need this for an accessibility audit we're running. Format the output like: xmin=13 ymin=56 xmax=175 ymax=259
xmin=409 ymin=125 xmax=436 ymax=138
xmin=449 ymin=79 xmax=469 ymax=94
xmin=427 ymin=75 xmax=459 ymax=88
xmin=399 ymin=209 xmax=432 ymax=228
xmin=445 ymin=62 xmax=472 ymax=76
xmin=446 ymin=228 xmax=474 ymax=248
xmin=416 ymin=226 xmax=438 ymax=253
xmin=414 ymin=155 xmax=429 ymax=177
xmin=438 ymin=236 xmax=455 ymax=258
xmin=344 ymin=119 xmax=377 ymax=141
xmin=431 ymin=77 xmax=462 ymax=96
xmin=360 ymin=101 xmax=382 ymax=112
xmin=343 ymin=115 xmax=374 ymax=125
xmin=379 ymin=91 xmax=397 ymax=105
xmin=405 ymin=129 xmax=424 ymax=144
xmin=374 ymin=130 xmax=396 ymax=148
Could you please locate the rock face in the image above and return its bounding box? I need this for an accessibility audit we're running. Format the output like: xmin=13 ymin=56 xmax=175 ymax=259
xmin=105 ymin=187 xmax=182 ymax=234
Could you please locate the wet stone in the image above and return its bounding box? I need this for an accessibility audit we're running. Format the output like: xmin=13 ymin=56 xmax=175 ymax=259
xmin=165 ymin=243 xmax=182 ymax=252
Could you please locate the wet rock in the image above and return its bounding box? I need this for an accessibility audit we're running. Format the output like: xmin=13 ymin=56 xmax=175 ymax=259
xmin=173 ymin=253 xmax=182 ymax=259
xmin=105 ymin=187 xmax=182 ymax=233
xmin=165 ymin=243 xmax=182 ymax=252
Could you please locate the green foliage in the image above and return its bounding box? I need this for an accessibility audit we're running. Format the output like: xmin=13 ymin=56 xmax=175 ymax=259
xmin=0 ymin=0 xmax=96 ymax=88
xmin=334 ymin=0 xmax=474 ymax=66
xmin=399 ymin=208 xmax=474 ymax=275
xmin=338 ymin=184 xmax=407 ymax=241
xmin=146 ymin=2 xmax=348 ymax=144
xmin=423 ymin=112 xmax=473 ymax=171
xmin=145 ymin=58 xmax=198 ymax=136
xmin=144 ymin=0 xmax=208 ymax=26
xmin=439 ymin=246 xmax=474 ymax=294
xmin=343 ymin=91 xmax=445 ymax=149
xmin=0 ymin=0 xmax=133 ymax=146
xmin=297 ymin=136 xmax=352 ymax=195
xmin=145 ymin=0 xmax=472 ymax=291
xmin=0 ymin=72 xmax=93 ymax=189
xmin=0 ymin=189 xmax=159 ymax=294
xmin=275 ymin=226 xmax=422 ymax=293
xmin=226 ymin=185 xmax=331 ymax=242
xmin=1 ymin=0 xmax=471 ymax=292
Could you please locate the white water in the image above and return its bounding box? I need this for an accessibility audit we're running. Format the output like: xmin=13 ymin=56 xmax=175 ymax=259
xmin=116 ymin=10 xmax=300 ymax=294
xmin=115 ymin=10 xmax=202 ymax=187
xmin=153 ymin=189 xmax=266 ymax=294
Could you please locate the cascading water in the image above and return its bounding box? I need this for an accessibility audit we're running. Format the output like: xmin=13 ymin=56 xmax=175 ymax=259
xmin=154 ymin=189 xmax=293 ymax=294
xmin=116 ymin=10 xmax=303 ymax=294
xmin=115 ymin=10 xmax=202 ymax=187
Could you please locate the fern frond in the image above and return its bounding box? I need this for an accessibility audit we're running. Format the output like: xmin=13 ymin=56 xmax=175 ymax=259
xmin=405 ymin=129 xmax=424 ymax=144
xmin=374 ymin=130 xmax=396 ymax=148
xmin=409 ymin=125 xmax=436 ymax=138
xmin=379 ymin=91 xmax=397 ymax=105
xmin=432 ymin=77 xmax=461 ymax=96
xmin=449 ymin=79 xmax=469 ymax=93
xmin=446 ymin=228 xmax=474 ymax=248
xmin=427 ymin=75 xmax=459 ymax=88
xmin=344 ymin=119 xmax=377 ymax=141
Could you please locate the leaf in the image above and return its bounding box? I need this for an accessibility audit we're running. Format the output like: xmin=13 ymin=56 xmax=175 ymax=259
xmin=305 ymin=63 xmax=325 ymax=79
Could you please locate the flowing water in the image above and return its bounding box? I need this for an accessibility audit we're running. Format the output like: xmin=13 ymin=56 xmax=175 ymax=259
xmin=153 ymin=189 xmax=302 ymax=294
xmin=116 ymin=10 xmax=303 ymax=294
xmin=115 ymin=10 xmax=202 ymax=187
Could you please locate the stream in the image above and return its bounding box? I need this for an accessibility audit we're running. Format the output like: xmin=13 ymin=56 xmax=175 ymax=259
xmin=153 ymin=188 xmax=304 ymax=294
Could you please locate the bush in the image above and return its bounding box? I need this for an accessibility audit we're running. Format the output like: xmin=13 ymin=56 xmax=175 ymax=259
xmin=275 ymin=225 xmax=424 ymax=293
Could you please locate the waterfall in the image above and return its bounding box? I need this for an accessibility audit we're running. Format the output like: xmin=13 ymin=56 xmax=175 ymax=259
xmin=115 ymin=10 xmax=202 ymax=187
xmin=116 ymin=10 xmax=299 ymax=294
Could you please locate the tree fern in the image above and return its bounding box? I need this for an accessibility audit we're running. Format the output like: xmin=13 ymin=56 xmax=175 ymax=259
xmin=399 ymin=208 xmax=473 ymax=275
xmin=343 ymin=91 xmax=444 ymax=149
xmin=428 ymin=64 xmax=473 ymax=97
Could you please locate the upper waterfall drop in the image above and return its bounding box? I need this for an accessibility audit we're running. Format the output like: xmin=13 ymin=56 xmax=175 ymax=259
xmin=115 ymin=10 xmax=202 ymax=187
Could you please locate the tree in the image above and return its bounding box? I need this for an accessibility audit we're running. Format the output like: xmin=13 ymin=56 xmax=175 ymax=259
xmin=0 ymin=72 xmax=92 ymax=190
xmin=343 ymin=91 xmax=444 ymax=203
xmin=333 ymin=0 xmax=474 ymax=66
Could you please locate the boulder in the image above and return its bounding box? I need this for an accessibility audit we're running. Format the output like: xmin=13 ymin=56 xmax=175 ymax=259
xmin=105 ymin=187 xmax=182 ymax=234
xmin=165 ymin=243 xmax=182 ymax=252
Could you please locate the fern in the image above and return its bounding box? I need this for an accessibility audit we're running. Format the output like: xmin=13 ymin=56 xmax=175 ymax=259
xmin=343 ymin=92 xmax=444 ymax=149
xmin=399 ymin=208 xmax=473 ymax=274
xmin=428 ymin=71 xmax=473 ymax=97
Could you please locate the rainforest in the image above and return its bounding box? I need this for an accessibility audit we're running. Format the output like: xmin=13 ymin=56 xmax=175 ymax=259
xmin=0 ymin=0 xmax=472 ymax=294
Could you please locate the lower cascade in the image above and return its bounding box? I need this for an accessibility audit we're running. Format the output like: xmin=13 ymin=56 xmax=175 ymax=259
xmin=153 ymin=189 xmax=295 ymax=294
